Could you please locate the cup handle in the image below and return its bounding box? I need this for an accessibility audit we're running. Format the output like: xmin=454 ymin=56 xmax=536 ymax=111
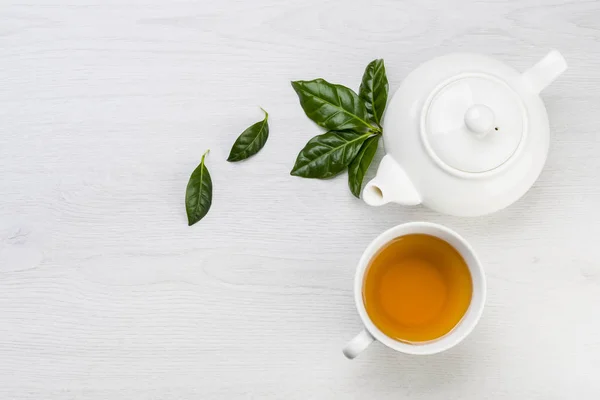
xmin=342 ymin=329 xmax=375 ymax=359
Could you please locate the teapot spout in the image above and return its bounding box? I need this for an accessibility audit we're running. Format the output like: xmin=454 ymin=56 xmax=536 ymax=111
xmin=522 ymin=50 xmax=568 ymax=94
xmin=363 ymin=155 xmax=421 ymax=207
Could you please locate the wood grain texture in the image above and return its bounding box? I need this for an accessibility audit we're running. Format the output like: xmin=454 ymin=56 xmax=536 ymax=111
xmin=0 ymin=0 xmax=599 ymax=398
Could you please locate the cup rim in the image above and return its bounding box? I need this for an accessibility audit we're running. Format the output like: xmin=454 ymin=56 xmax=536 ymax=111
xmin=354 ymin=221 xmax=486 ymax=355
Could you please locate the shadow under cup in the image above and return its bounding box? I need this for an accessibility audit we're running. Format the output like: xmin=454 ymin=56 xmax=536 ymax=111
xmin=349 ymin=222 xmax=486 ymax=357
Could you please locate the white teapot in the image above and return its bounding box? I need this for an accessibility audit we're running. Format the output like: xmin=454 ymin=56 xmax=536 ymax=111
xmin=363 ymin=50 xmax=567 ymax=216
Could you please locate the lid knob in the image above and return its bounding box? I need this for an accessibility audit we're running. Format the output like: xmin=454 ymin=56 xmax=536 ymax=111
xmin=464 ymin=104 xmax=495 ymax=136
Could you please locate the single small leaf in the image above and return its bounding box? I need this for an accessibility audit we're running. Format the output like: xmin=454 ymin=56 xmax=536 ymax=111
xmin=348 ymin=134 xmax=380 ymax=198
xmin=290 ymin=131 xmax=371 ymax=179
xmin=185 ymin=150 xmax=212 ymax=226
xmin=359 ymin=59 xmax=389 ymax=125
xmin=291 ymin=79 xmax=374 ymax=132
xmin=227 ymin=108 xmax=269 ymax=162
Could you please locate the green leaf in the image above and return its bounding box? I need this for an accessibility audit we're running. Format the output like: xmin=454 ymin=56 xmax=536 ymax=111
xmin=359 ymin=59 xmax=388 ymax=125
xmin=348 ymin=134 xmax=380 ymax=198
xmin=227 ymin=108 xmax=269 ymax=162
xmin=185 ymin=150 xmax=212 ymax=226
xmin=290 ymin=131 xmax=372 ymax=179
xmin=291 ymin=79 xmax=374 ymax=132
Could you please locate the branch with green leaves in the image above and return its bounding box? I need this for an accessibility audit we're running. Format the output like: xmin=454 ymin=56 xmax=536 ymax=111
xmin=290 ymin=59 xmax=388 ymax=198
xmin=185 ymin=59 xmax=388 ymax=226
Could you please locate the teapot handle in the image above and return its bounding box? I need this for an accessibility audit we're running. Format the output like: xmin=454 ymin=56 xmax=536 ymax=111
xmin=522 ymin=50 xmax=568 ymax=94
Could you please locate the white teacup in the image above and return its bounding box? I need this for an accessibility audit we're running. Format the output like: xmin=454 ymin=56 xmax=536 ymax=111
xmin=343 ymin=222 xmax=486 ymax=359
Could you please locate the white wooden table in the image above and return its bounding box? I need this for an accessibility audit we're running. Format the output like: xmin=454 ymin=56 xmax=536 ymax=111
xmin=1 ymin=0 xmax=599 ymax=398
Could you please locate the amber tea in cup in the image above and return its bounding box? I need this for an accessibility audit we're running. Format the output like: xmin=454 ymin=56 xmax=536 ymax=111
xmin=362 ymin=234 xmax=472 ymax=343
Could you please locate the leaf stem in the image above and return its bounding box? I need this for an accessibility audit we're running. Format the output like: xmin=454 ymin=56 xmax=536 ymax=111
xmin=260 ymin=107 xmax=269 ymax=120
xmin=201 ymin=149 xmax=210 ymax=163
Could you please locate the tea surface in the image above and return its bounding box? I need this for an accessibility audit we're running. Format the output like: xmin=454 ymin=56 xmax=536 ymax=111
xmin=363 ymin=234 xmax=472 ymax=342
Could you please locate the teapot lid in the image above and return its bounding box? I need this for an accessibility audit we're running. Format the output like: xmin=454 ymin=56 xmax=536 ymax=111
xmin=421 ymin=73 xmax=526 ymax=174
